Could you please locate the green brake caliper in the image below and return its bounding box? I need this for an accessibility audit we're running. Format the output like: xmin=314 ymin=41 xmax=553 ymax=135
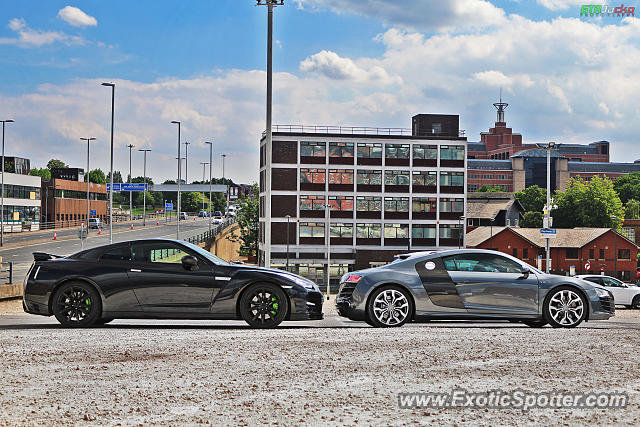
xmin=271 ymin=297 xmax=278 ymax=316
xmin=85 ymin=298 xmax=91 ymax=311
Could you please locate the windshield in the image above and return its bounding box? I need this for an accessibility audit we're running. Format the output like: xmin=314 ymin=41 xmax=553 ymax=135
xmin=181 ymin=241 xmax=230 ymax=265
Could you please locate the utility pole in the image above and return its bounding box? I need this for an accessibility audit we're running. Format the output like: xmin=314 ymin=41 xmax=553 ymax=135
xmin=81 ymin=137 xmax=96 ymax=249
xmin=1 ymin=119 xmax=15 ymax=247
xmin=183 ymin=141 xmax=190 ymax=184
xmin=539 ymin=141 xmax=556 ymax=273
xmin=171 ymin=121 xmax=181 ymax=239
xmin=205 ymin=141 xmax=213 ymax=233
xmin=139 ymin=149 xmax=151 ymax=226
xmin=101 ymin=82 xmax=115 ymax=243
xmin=222 ymin=154 xmax=228 ymax=216
xmin=127 ymin=144 xmax=135 ymax=226
xmin=200 ymin=162 xmax=209 ymax=212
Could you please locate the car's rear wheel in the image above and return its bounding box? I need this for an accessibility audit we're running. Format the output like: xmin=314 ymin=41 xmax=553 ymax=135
xmin=632 ymin=295 xmax=640 ymax=309
xmin=543 ymin=286 xmax=587 ymax=328
xmin=366 ymin=286 xmax=413 ymax=328
xmin=52 ymin=282 xmax=101 ymax=328
xmin=240 ymin=283 xmax=288 ymax=329
xmin=522 ymin=319 xmax=547 ymax=328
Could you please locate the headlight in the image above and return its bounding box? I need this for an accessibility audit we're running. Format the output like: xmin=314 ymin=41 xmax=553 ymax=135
xmin=292 ymin=276 xmax=319 ymax=291
xmin=594 ymin=287 xmax=610 ymax=298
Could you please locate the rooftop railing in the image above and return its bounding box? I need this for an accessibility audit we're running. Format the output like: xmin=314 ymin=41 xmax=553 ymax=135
xmin=263 ymin=125 xmax=465 ymax=138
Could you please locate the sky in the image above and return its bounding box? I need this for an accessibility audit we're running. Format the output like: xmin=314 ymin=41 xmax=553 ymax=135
xmin=0 ymin=0 xmax=639 ymax=184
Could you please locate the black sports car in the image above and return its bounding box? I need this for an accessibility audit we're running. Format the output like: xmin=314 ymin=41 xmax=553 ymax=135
xmin=23 ymin=239 xmax=323 ymax=328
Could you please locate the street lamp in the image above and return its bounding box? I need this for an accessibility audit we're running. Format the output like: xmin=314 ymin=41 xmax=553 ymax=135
xmin=126 ymin=144 xmax=135 ymax=225
xmin=257 ymin=0 xmax=285 ymax=268
xmin=221 ymin=154 xmax=228 ymax=216
xmin=325 ymin=202 xmax=331 ymax=300
xmin=171 ymin=121 xmax=181 ymax=239
xmin=101 ymin=82 xmax=115 ymax=243
xmin=205 ymin=141 xmax=213 ymax=233
xmin=285 ymin=214 xmax=291 ymax=271
xmin=183 ymin=141 xmax=191 ymax=184
xmin=200 ymin=161 xmax=209 ymax=212
xmin=458 ymin=215 xmax=465 ymax=249
xmin=80 ymin=137 xmax=96 ymax=248
xmin=139 ymin=149 xmax=151 ymax=226
xmin=537 ymin=141 xmax=557 ymax=273
xmin=611 ymin=215 xmax=617 ymax=278
xmin=1 ymin=119 xmax=15 ymax=247
xmin=490 ymin=217 xmax=495 ymax=250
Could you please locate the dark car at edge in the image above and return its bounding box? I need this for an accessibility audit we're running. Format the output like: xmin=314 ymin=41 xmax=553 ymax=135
xmin=336 ymin=249 xmax=614 ymax=328
xmin=23 ymin=239 xmax=323 ymax=328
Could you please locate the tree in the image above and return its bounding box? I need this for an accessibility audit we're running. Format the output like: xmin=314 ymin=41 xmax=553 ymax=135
xmin=47 ymin=159 xmax=67 ymax=170
xmin=625 ymin=199 xmax=640 ymax=219
xmin=514 ymin=185 xmax=547 ymax=213
xmin=106 ymin=170 xmax=123 ymax=183
xmin=521 ymin=211 xmax=543 ymax=228
xmin=613 ymin=172 xmax=640 ymax=204
xmin=30 ymin=167 xmax=51 ymax=180
xmin=228 ymin=184 xmax=259 ymax=258
xmin=84 ymin=169 xmax=107 ymax=184
xmin=553 ymin=176 xmax=624 ymax=230
xmin=477 ymin=185 xmax=504 ymax=192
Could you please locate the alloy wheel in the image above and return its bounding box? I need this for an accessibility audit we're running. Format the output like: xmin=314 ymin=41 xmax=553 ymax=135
xmin=240 ymin=284 xmax=288 ymax=328
xmin=248 ymin=289 xmax=281 ymax=325
xmin=548 ymin=289 xmax=584 ymax=327
xmin=372 ymin=289 xmax=410 ymax=326
xmin=56 ymin=286 xmax=94 ymax=323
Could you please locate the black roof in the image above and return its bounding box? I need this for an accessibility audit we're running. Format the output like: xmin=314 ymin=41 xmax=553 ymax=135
xmin=468 ymin=159 xmax=512 ymax=170
xmin=567 ymin=162 xmax=640 ymax=173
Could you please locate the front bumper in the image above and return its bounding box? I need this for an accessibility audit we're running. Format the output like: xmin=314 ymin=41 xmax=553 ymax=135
xmin=288 ymin=288 xmax=324 ymax=321
xmin=589 ymin=294 xmax=615 ymax=320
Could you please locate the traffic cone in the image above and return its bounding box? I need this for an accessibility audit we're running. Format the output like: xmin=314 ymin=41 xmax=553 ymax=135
xmin=130 ymin=224 xmax=134 ymax=230
xmin=193 ymin=217 xmax=196 ymax=221
xmin=98 ymin=227 xmax=101 ymax=235
xmin=53 ymin=231 xmax=57 ymax=240
xmin=156 ymin=220 xmax=159 ymax=226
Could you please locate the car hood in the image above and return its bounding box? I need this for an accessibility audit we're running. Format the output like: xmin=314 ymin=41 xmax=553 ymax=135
xmin=229 ymin=264 xmax=318 ymax=287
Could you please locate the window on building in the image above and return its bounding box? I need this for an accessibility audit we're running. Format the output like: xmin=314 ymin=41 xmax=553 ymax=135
xmin=329 ymin=142 xmax=354 ymax=158
xmin=300 ymin=222 xmax=325 ymax=238
xmin=512 ymin=248 xmax=518 ymax=258
xmin=356 ymin=196 xmax=382 ymax=212
xmin=439 ymin=224 xmax=463 ymax=240
xmin=356 ymin=170 xmax=382 ymax=185
xmin=467 ymin=184 xmax=479 ymax=192
xmin=618 ymin=249 xmax=631 ymax=259
xmin=412 ymin=197 xmax=437 ymax=213
xmin=432 ymin=123 xmax=442 ymax=134
xmin=357 ymin=143 xmax=382 ymax=159
xmin=300 ymin=195 xmax=325 ymax=211
xmin=566 ymin=248 xmax=579 ymax=259
xmin=412 ymin=224 xmax=436 ymax=239
xmin=330 ymin=223 xmax=353 ymax=238
xmin=300 ymin=141 xmax=326 ymax=158
xmin=300 ymin=168 xmax=326 ymax=184
xmin=440 ymin=171 xmax=464 ymax=186
xmin=621 ymin=227 xmax=636 ymax=243
xmin=328 ymin=169 xmax=354 ymax=184
xmin=385 ymin=144 xmax=410 ymax=159
xmin=523 ymin=248 xmax=529 ymax=259
xmin=328 ymin=196 xmax=354 ymax=211
xmin=439 ymin=198 xmax=464 ymax=213
xmin=412 ymin=171 xmax=437 ymax=186
xmin=54 ymin=189 xmax=107 ymax=201
xmin=589 ymin=248 xmax=594 ymax=259
xmin=356 ymin=223 xmax=381 ymax=238
xmin=384 ymin=223 xmax=409 ymax=239
xmin=599 ymin=249 xmax=605 ymax=259
xmin=412 ymin=145 xmax=437 ymax=160
xmin=384 ymin=170 xmax=410 ymax=185
xmin=440 ymin=145 xmax=465 ymax=160
xmin=384 ymin=197 xmax=409 ymax=212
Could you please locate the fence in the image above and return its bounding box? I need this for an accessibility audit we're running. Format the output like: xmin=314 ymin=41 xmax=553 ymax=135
xmin=183 ymin=218 xmax=237 ymax=246
xmin=0 ymin=262 xmax=13 ymax=285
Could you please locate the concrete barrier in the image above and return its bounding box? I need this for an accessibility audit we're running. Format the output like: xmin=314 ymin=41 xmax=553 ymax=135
xmin=0 ymin=284 xmax=23 ymax=300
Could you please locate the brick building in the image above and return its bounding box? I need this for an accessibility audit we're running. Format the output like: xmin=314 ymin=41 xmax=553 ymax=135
xmin=466 ymin=226 xmax=638 ymax=281
xmin=466 ymin=192 xmax=524 ymax=230
xmin=42 ymin=177 xmax=108 ymax=227
xmin=259 ymin=116 xmax=467 ymax=286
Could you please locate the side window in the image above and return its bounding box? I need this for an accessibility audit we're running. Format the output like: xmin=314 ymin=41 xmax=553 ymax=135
xmin=583 ymin=277 xmax=604 ymax=286
xmin=442 ymin=254 xmax=523 ymax=273
xmin=131 ymin=242 xmax=193 ymax=264
xmin=100 ymin=246 xmax=132 ymax=261
xmin=602 ymin=277 xmax=623 ymax=287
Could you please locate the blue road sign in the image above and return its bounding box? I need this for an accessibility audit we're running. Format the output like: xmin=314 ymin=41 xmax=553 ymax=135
xmin=90 ymin=209 xmax=97 ymax=217
xmin=106 ymin=183 xmax=121 ymax=192
xmin=540 ymin=228 xmax=557 ymax=238
xmin=165 ymin=202 xmax=174 ymax=211
xmin=107 ymin=183 xmax=147 ymax=192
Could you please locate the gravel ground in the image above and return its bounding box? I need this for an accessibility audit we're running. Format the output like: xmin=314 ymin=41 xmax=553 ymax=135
xmin=1 ymin=301 xmax=639 ymax=426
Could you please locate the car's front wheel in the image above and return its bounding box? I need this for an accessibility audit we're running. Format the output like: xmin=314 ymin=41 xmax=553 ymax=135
xmin=52 ymin=282 xmax=102 ymax=328
xmin=543 ymin=286 xmax=587 ymax=328
xmin=632 ymin=295 xmax=640 ymax=309
xmin=240 ymin=283 xmax=289 ymax=328
xmin=366 ymin=286 xmax=413 ymax=328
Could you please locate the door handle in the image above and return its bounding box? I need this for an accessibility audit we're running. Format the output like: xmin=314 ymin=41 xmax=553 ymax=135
xmin=130 ymin=269 xmax=142 ymax=273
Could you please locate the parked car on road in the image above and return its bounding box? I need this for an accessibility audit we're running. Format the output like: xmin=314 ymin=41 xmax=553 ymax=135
xmin=179 ymin=212 xmax=188 ymax=220
xmin=198 ymin=211 xmax=208 ymax=217
xmin=23 ymin=239 xmax=323 ymax=328
xmin=576 ymin=275 xmax=640 ymax=308
xmin=210 ymin=217 xmax=223 ymax=225
xmin=336 ymin=249 xmax=615 ymax=328
xmin=88 ymin=218 xmax=102 ymax=229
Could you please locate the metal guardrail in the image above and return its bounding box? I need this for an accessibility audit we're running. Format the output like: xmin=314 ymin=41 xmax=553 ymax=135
xmin=183 ymin=218 xmax=237 ymax=246
xmin=0 ymin=262 xmax=13 ymax=285
xmin=264 ymin=125 xmax=466 ymax=137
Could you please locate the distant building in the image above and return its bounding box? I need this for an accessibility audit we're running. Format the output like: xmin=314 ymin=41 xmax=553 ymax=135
xmin=466 ymin=192 xmax=524 ymax=230
xmin=51 ymin=168 xmax=84 ymax=182
xmin=2 ymin=157 xmax=31 ymax=175
xmin=466 ymin=226 xmax=637 ymax=281
xmin=41 ymin=178 xmax=107 ymax=227
xmin=0 ymin=171 xmax=41 ymax=232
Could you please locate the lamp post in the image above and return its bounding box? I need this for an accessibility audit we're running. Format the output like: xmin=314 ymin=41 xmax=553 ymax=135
xmin=200 ymin=162 xmax=209 ymax=212
xmin=80 ymin=137 xmax=96 ymax=248
xmin=221 ymin=154 xmax=228 ymax=216
xmin=325 ymin=202 xmax=331 ymax=300
xmin=126 ymin=144 xmax=135 ymax=226
xmin=285 ymin=214 xmax=291 ymax=271
xmin=537 ymin=141 xmax=556 ymax=273
xmin=257 ymin=0 xmax=285 ymax=268
xmin=1 ymin=119 xmax=14 ymax=247
xmin=170 ymin=121 xmax=181 ymax=239
xmin=611 ymin=215 xmax=617 ymax=278
xmin=183 ymin=141 xmax=190 ymax=184
xmin=458 ymin=215 xmax=465 ymax=249
xmin=139 ymin=149 xmax=151 ymax=226
xmin=205 ymin=141 xmax=213 ymax=233
xmin=490 ymin=217 xmax=495 ymax=250
xmin=101 ymin=82 xmax=115 ymax=243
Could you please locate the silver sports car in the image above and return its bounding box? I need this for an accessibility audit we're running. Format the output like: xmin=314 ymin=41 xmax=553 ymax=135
xmin=336 ymin=249 xmax=614 ymax=328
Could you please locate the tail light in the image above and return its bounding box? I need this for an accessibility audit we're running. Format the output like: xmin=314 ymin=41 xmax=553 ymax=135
xmin=344 ymin=274 xmax=362 ymax=284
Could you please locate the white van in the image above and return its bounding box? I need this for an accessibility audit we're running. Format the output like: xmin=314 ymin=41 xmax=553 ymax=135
xmin=88 ymin=218 xmax=103 ymax=229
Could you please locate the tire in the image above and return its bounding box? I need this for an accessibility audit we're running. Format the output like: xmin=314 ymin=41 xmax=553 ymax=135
xmin=632 ymin=295 xmax=640 ymax=309
xmin=239 ymin=283 xmax=289 ymax=328
xmin=52 ymin=281 xmax=102 ymax=328
xmin=543 ymin=286 xmax=587 ymax=328
xmin=366 ymin=285 xmax=414 ymax=328
xmin=522 ymin=319 xmax=547 ymax=328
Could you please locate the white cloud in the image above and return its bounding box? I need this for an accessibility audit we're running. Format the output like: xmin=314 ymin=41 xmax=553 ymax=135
xmin=473 ymin=70 xmax=534 ymax=89
xmin=299 ymin=50 xmax=402 ymax=85
xmin=536 ymin=0 xmax=583 ymax=11
xmin=57 ymin=6 xmax=98 ymax=28
xmin=0 ymin=18 xmax=84 ymax=47
xmin=295 ymin=0 xmax=507 ymax=32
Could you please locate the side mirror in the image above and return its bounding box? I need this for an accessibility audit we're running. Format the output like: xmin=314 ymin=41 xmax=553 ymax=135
xmin=519 ymin=267 xmax=530 ymax=279
xmin=181 ymin=255 xmax=199 ymax=271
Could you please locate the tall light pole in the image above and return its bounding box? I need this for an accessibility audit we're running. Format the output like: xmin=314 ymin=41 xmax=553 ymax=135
xmin=285 ymin=214 xmax=291 ymax=271
xmin=171 ymin=121 xmax=181 ymax=239
xmin=490 ymin=217 xmax=495 ymax=250
xmin=538 ymin=141 xmax=556 ymax=273
xmin=458 ymin=215 xmax=465 ymax=249
xmin=139 ymin=149 xmax=151 ymax=226
xmin=1 ymin=119 xmax=15 ymax=247
xmin=200 ymin=162 xmax=209 ymax=212
xmin=205 ymin=141 xmax=213 ymax=233
xmin=257 ymin=0 xmax=284 ymax=268
xmin=611 ymin=215 xmax=617 ymax=278
xmin=183 ymin=141 xmax=191 ymax=184
xmin=101 ymin=82 xmax=115 ymax=243
xmin=221 ymin=154 xmax=228 ymax=216
xmin=126 ymin=144 xmax=135 ymax=225
xmin=325 ymin=202 xmax=331 ymax=300
xmin=81 ymin=137 xmax=96 ymax=248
